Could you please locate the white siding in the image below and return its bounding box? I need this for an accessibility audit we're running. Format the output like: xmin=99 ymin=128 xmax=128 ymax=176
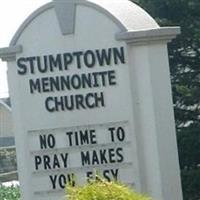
xmin=0 ymin=101 xmax=13 ymax=138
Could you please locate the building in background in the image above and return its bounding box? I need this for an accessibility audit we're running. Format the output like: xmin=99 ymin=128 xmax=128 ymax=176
xmin=0 ymin=98 xmax=14 ymax=147
xmin=0 ymin=98 xmax=17 ymax=182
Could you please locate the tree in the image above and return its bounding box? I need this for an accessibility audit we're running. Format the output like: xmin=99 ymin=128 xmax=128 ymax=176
xmin=131 ymin=0 xmax=200 ymax=199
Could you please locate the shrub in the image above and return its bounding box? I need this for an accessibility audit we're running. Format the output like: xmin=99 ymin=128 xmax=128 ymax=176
xmin=66 ymin=177 xmax=151 ymax=200
xmin=0 ymin=184 xmax=20 ymax=200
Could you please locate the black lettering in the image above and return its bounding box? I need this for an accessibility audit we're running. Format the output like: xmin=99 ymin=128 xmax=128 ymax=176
xmin=108 ymin=127 xmax=115 ymax=142
xmin=49 ymin=54 xmax=62 ymax=71
xmin=45 ymin=97 xmax=55 ymax=112
xmin=92 ymin=72 xmax=100 ymax=87
xmin=37 ymin=56 xmax=47 ymax=73
xmin=75 ymin=94 xmax=86 ymax=109
xmin=111 ymin=169 xmax=119 ymax=180
xmin=68 ymin=173 xmax=75 ymax=186
xmin=34 ymin=156 xmax=42 ymax=170
xmin=49 ymin=175 xmax=57 ymax=189
xmin=108 ymin=70 xmax=117 ymax=85
xmin=82 ymin=73 xmax=92 ymax=88
xmin=81 ymin=151 xmax=90 ymax=166
xmin=99 ymin=149 xmax=108 ymax=164
xmin=92 ymin=150 xmax=99 ymax=165
xmin=46 ymin=92 xmax=104 ymax=112
xmin=50 ymin=174 xmax=75 ymax=190
xmin=95 ymin=92 xmax=105 ymax=107
xmin=64 ymin=95 xmax=74 ymax=110
xmin=17 ymin=57 xmax=27 ymax=75
xmin=16 ymin=47 xmax=125 ymax=76
xmin=71 ymin=74 xmax=81 ymax=89
xmin=103 ymin=170 xmax=111 ymax=181
xmin=116 ymin=147 xmax=124 ymax=162
xmin=86 ymin=171 xmax=93 ymax=180
xmin=26 ymin=57 xmax=36 ymax=74
xmin=90 ymin=129 xmax=97 ymax=144
xmin=117 ymin=127 xmax=125 ymax=141
xmin=99 ymin=71 xmax=107 ymax=86
xmin=79 ymin=130 xmax=89 ymax=145
xmin=96 ymin=48 xmax=111 ymax=66
xmin=108 ymin=148 xmax=116 ymax=163
xmin=43 ymin=155 xmax=51 ymax=170
xmin=84 ymin=50 xmax=96 ymax=68
xmin=60 ymin=76 xmax=71 ymax=90
xmin=59 ymin=174 xmax=67 ymax=189
xmin=108 ymin=127 xmax=125 ymax=142
xmin=41 ymin=77 xmax=50 ymax=92
xmin=74 ymin=131 xmax=79 ymax=146
xmin=63 ymin=53 xmax=73 ymax=70
xmin=60 ymin=153 xmax=68 ymax=168
xmin=73 ymin=51 xmax=83 ymax=69
xmin=85 ymin=93 xmax=95 ymax=108
xmin=49 ymin=76 xmax=60 ymax=92
xmin=53 ymin=154 xmax=60 ymax=169
xmin=44 ymin=56 xmax=48 ymax=73
xmin=39 ymin=135 xmax=47 ymax=149
xmin=39 ymin=134 xmax=55 ymax=149
xmin=113 ymin=47 xmax=125 ymax=64
xmin=29 ymin=78 xmax=41 ymax=93
xmin=66 ymin=132 xmax=73 ymax=146
xmin=55 ymin=96 xmax=65 ymax=111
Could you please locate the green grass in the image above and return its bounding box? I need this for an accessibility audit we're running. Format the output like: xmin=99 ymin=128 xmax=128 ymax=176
xmin=0 ymin=185 xmax=20 ymax=200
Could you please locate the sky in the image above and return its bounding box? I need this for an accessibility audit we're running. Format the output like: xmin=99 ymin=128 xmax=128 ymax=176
xmin=0 ymin=0 xmax=50 ymax=98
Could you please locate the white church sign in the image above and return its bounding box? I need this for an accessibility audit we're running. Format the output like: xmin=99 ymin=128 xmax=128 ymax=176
xmin=0 ymin=0 xmax=183 ymax=200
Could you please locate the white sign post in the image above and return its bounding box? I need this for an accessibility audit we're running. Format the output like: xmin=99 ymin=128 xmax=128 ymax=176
xmin=0 ymin=1 xmax=183 ymax=200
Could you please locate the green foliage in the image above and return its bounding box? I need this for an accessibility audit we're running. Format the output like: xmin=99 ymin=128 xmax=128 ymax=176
xmin=177 ymin=123 xmax=200 ymax=170
xmin=66 ymin=178 xmax=151 ymax=200
xmin=0 ymin=185 xmax=20 ymax=200
xmin=134 ymin=0 xmax=200 ymax=128
xmin=132 ymin=0 xmax=200 ymax=199
xmin=181 ymin=169 xmax=200 ymax=200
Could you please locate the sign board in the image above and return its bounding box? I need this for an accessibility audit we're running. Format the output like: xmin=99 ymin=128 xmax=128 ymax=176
xmin=29 ymin=122 xmax=135 ymax=193
xmin=0 ymin=1 xmax=183 ymax=200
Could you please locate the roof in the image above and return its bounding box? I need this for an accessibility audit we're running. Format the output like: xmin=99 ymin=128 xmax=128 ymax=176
xmin=0 ymin=0 xmax=179 ymax=62
xmin=87 ymin=0 xmax=159 ymax=30
xmin=10 ymin=0 xmax=159 ymax=45
xmin=0 ymin=98 xmax=11 ymax=112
